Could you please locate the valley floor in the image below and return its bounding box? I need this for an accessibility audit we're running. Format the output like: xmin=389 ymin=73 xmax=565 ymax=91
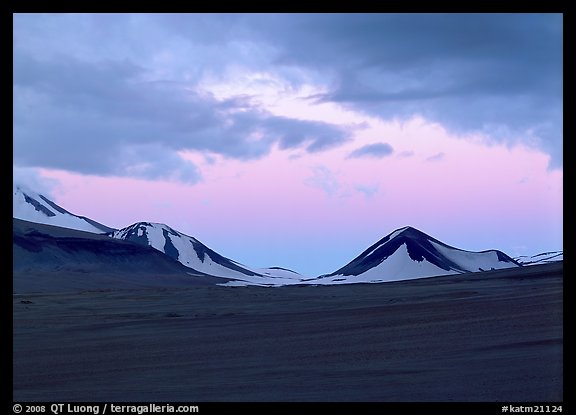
xmin=13 ymin=262 xmax=563 ymax=402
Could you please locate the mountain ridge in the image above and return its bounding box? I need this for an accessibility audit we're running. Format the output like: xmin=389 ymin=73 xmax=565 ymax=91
xmin=13 ymin=218 xmax=227 ymax=293
xmin=14 ymin=184 xmax=555 ymax=287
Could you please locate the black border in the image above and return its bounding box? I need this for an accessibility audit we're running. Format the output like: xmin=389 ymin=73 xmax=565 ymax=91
xmin=8 ymin=1 xmax=569 ymax=413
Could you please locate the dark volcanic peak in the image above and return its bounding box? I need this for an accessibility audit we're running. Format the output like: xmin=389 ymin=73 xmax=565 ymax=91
xmin=327 ymin=225 xmax=520 ymax=278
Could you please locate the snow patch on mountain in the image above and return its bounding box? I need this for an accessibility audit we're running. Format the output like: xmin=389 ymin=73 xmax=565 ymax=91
xmin=313 ymin=243 xmax=460 ymax=284
xmin=111 ymin=222 xmax=306 ymax=286
xmin=13 ymin=185 xmax=115 ymax=234
xmin=514 ymin=251 xmax=563 ymax=265
xmin=219 ymin=267 xmax=307 ymax=286
xmin=430 ymin=241 xmax=519 ymax=272
xmin=310 ymin=226 xmax=520 ymax=285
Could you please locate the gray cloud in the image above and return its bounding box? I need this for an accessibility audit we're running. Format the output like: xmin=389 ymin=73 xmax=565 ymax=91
xmin=115 ymin=144 xmax=202 ymax=183
xmin=255 ymin=14 xmax=563 ymax=167
xmin=13 ymin=50 xmax=349 ymax=182
xmin=348 ymin=143 xmax=394 ymax=159
xmin=13 ymin=13 xmax=563 ymax=181
xmin=13 ymin=167 xmax=59 ymax=198
xmin=354 ymin=183 xmax=380 ymax=199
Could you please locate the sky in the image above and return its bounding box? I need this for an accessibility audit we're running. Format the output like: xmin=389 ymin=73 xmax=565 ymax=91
xmin=13 ymin=13 xmax=563 ymax=277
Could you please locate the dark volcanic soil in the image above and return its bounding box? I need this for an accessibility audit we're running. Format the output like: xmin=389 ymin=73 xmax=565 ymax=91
xmin=13 ymin=262 xmax=563 ymax=402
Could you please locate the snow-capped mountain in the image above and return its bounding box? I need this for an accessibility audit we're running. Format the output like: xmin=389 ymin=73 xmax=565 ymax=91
xmin=13 ymin=218 xmax=224 ymax=293
xmin=110 ymin=222 xmax=305 ymax=286
xmin=312 ymin=226 xmax=521 ymax=284
xmin=12 ymin=185 xmax=305 ymax=286
xmin=514 ymin=251 xmax=563 ymax=265
xmin=13 ymin=185 xmax=115 ymax=234
xmin=12 ymin=184 xmax=531 ymax=287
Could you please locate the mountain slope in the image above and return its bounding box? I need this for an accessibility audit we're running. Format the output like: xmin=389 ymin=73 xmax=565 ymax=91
xmin=12 ymin=186 xmax=305 ymax=286
xmin=314 ymin=226 xmax=520 ymax=284
xmin=514 ymin=251 xmax=563 ymax=265
xmin=13 ymin=185 xmax=115 ymax=234
xmin=13 ymin=218 xmax=225 ymax=293
xmin=110 ymin=222 xmax=305 ymax=286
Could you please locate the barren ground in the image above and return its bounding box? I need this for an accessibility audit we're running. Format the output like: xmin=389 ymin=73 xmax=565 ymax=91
xmin=13 ymin=262 xmax=563 ymax=402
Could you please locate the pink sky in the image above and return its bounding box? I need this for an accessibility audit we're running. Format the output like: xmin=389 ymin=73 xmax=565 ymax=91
xmin=13 ymin=13 xmax=563 ymax=277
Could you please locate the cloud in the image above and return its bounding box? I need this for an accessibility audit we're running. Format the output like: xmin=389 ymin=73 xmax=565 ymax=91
xmin=304 ymin=165 xmax=340 ymax=196
xmin=348 ymin=142 xmax=394 ymax=159
xmin=116 ymin=144 xmax=202 ymax=184
xmin=354 ymin=183 xmax=380 ymax=199
xmin=397 ymin=150 xmax=415 ymax=158
xmin=13 ymin=13 xmax=563 ymax=179
xmin=426 ymin=152 xmax=446 ymax=162
xmin=13 ymin=167 xmax=59 ymax=198
xmin=256 ymin=115 xmax=351 ymax=153
xmin=517 ymin=177 xmax=530 ymax=185
xmin=258 ymin=14 xmax=563 ymax=167
xmin=13 ymin=51 xmax=349 ymax=182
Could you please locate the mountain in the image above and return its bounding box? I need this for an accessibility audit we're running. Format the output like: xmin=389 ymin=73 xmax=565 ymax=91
xmin=313 ymin=226 xmax=521 ymax=284
xmin=514 ymin=251 xmax=563 ymax=266
xmin=13 ymin=185 xmax=115 ymax=234
xmin=109 ymin=222 xmax=305 ymax=286
xmin=13 ymin=184 xmax=527 ymax=287
xmin=12 ymin=185 xmax=304 ymax=286
xmin=13 ymin=218 xmax=226 ymax=293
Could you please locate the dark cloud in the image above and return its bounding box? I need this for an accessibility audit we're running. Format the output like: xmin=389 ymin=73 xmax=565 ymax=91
xmin=13 ymin=51 xmax=349 ymax=182
xmin=348 ymin=143 xmax=394 ymax=159
xmin=13 ymin=13 xmax=563 ymax=181
xmin=255 ymin=14 xmax=563 ymax=167
xmin=115 ymin=143 xmax=201 ymax=183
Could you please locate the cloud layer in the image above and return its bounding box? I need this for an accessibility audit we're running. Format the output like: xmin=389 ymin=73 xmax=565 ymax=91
xmin=261 ymin=14 xmax=562 ymax=165
xmin=13 ymin=48 xmax=349 ymax=183
xmin=13 ymin=13 xmax=563 ymax=183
